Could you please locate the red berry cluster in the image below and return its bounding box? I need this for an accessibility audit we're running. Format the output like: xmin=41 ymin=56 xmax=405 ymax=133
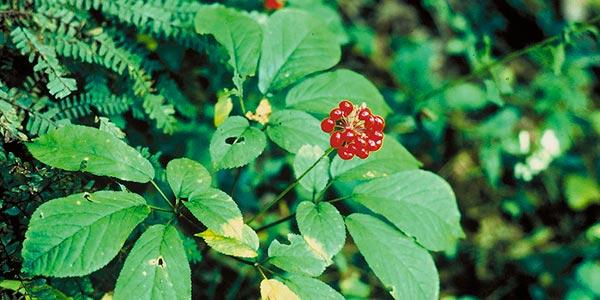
xmin=321 ymin=100 xmax=385 ymax=160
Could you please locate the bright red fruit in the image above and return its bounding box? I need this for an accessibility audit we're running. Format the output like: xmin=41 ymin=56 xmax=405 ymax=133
xmin=330 ymin=108 xmax=343 ymax=121
xmin=373 ymin=116 xmax=385 ymax=131
xmin=339 ymin=100 xmax=353 ymax=115
xmin=337 ymin=147 xmax=354 ymax=160
xmin=264 ymin=0 xmax=284 ymax=10
xmin=321 ymin=118 xmax=335 ymax=132
xmin=330 ymin=132 xmax=344 ymax=148
xmin=321 ymin=100 xmax=385 ymax=160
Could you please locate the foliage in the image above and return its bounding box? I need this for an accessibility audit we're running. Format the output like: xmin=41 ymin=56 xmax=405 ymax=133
xmin=1 ymin=0 xmax=599 ymax=299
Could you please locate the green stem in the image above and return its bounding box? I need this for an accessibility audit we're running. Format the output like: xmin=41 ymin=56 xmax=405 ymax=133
xmin=147 ymin=205 xmax=174 ymax=213
xmin=247 ymin=147 xmax=334 ymax=225
xmin=413 ymin=15 xmax=600 ymax=105
xmin=254 ymin=195 xmax=352 ymax=232
xmin=150 ymin=180 xmax=175 ymax=210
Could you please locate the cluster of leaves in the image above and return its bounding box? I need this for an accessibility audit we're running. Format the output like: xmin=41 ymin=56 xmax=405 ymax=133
xmin=0 ymin=0 xmax=465 ymax=299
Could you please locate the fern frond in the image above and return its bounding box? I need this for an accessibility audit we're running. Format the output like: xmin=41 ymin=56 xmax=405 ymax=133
xmin=10 ymin=27 xmax=77 ymax=98
xmin=55 ymin=92 xmax=132 ymax=120
xmin=142 ymin=94 xmax=176 ymax=134
xmin=157 ymin=76 xmax=197 ymax=118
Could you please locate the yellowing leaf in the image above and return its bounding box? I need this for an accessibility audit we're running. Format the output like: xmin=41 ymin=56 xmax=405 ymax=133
xmin=246 ymin=99 xmax=272 ymax=125
xmin=260 ymin=279 xmax=299 ymax=300
xmin=214 ymin=96 xmax=233 ymax=127
xmin=197 ymin=225 xmax=259 ymax=258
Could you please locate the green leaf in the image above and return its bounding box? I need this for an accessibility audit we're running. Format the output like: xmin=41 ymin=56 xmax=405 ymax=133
xmin=21 ymin=191 xmax=150 ymax=277
xmin=345 ymin=213 xmax=439 ymax=300
xmin=284 ymin=274 xmax=345 ymax=300
xmin=288 ymin=0 xmax=349 ymax=45
xmin=260 ymin=279 xmax=300 ymax=300
xmin=210 ymin=116 xmax=266 ymax=169
xmin=293 ymin=145 xmax=330 ymax=194
xmin=330 ymin=138 xmax=421 ymax=181
xmin=197 ymin=225 xmax=259 ymax=258
xmin=353 ymin=170 xmax=463 ymax=251
xmin=268 ymin=234 xmax=327 ymax=277
xmin=166 ymin=158 xmax=211 ymax=199
xmin=564 ymin=175 xmax=600 ymax=211
xmin=113 ymin=225 xmax=191 ymax=300
xmin=286 ymin=69 xmax=391 ymax=117
xmin=296 ymin=201 xmax=345 ymax=263
xmin=195 ymin=4 xmax=262 ymax=82
xmin=258 ymin=9 xmax=341 ymax=93
xmin=27 ymin=125 xmax=154 ymax=183
xmin=184 ymin=188 xmax=244 ymax=239
xmin=266 ymin=110 xmax=329 ymax=154
xmin=443 ymin=83 xmax=488 ymax=111
xmin=575 ymin=261 xmax=600 ymax=295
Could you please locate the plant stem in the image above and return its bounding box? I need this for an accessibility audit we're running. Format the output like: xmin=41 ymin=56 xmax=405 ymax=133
xmin=254 ymin=214 xmax=295 ymax=232
xmin=247 ymin=147 xmax=334 ymax=225
xmin=413 ymin=15 xmax=600 ymax=105
xmin=147 ymin=205 xmax=174 ymax=213
xmin=150 ymin=180 xmax=175 ymax=210
xmin=254 ymin=195 xmax=352 ymax=232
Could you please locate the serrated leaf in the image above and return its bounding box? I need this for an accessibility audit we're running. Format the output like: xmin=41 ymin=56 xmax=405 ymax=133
xmin=266 ymin=110 xmax=329 ymax=153
xmin=293 ymin=145 xmax=330 ymax=194
xmin=258 ymin=9 xmax=341 ymax=93
xmin=286 ymin=69 xmax=391 ymax=117
xmin=184 ymin=188 xmax=244 ymax=239
xmin=353 ymin=170 xmax=463 ymax=251
xmin=345 ymin=213 xmax=439 ymax=300
xmin=27 ymin=125 xmax=154 ymax=183
xmin=267 ymin=234 xmax=327 ymax=277
xmin=113 ymin=225 xmax=191 ymax=300
xmin=166 ymin=158 xmax=211 ymax=199
xmin=330 ymin=138 xmax=421 ymax=181
xmin=288 ymin=0 xmax=349 ymax=45
xmin=296 ymin=201 xmax=345 ymax=263
xmin=260 ymin=279 xmax=300 ymax=300
xmin=210 ymin=116 xmax=266 ymax=169
xmin=21 ymin=191 xmax=150 ymax=277
xmin=197 ymin=225 xmax=259 ymax=258
xmin=284 ymin=274 xmax=345 ymax=300
xmin=195 ymin=4 xmax=262 ymax=82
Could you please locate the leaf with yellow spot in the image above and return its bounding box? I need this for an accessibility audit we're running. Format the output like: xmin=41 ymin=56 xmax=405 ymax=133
xmin=214 ymin=95 xmax=233 ymax=127
xmin=260 ymin=279 xmax=299 ymax=300
xmin=197 ymin=225 xmax=259 ymax=258
xmin=246 ymin=99 xmax=272 ymax=125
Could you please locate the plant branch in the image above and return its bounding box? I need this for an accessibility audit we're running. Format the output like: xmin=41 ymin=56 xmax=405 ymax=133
xmin=247 ymin=147 xmax=334 ymax=225
xmin=150 ymin=180 xmax=175 ymax=210
xmin=147 ymin=204 xmax=174 ymax=213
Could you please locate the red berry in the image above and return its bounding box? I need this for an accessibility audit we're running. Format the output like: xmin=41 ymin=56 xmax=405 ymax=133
xmin=356 ymin=147 xmax=370 ymax=159
xmin=330 ymin=132 xmax=344 ymax=148
xmin=264 ymin=0 xmax=284 ymax=10
xmin=342 ymin=129 xmax=356 ymax=142
xmin=330 ymin=108 xmax=343 ymax=121
xmin=354 ymin=136 xmax=367 ymax=147
xmin=373 ymin=116 xmax=385 ymax=131
xmin=358 ymin=108 xmax=372 ymax=120
xmin=337 ymin=147 xmax=354 ymax=160
xmin=369 ymin=130 xmax=384 ymax=141
xmin=367 ymin=139 xmax=382 ymax=151
xmin=321 ymin=118 xmax=335 ymax=133
xmin=339 ymin=100 xmax=353 ymax=116
xmin=363 ymin=115 xmax=375 ymax=129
